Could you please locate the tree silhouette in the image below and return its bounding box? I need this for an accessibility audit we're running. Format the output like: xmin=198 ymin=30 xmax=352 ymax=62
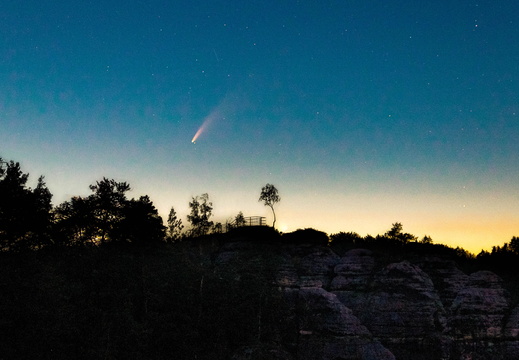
xmin=187 ymin=193 xmax=213 ymax=237
xmin=88 ymin=178 xmax=131 ymax=243
xmin=384 ymin=222 xmax=417 ymax=244
xmin=420 ymin=235 xmax=433 ymax=244
xmin=116 ymin=195 xmax=165 ymax=243
xmin=0 ymin=158 xmax=52 ymax=250
xmin=507 ymin=236 xmax=519 ymax=255
xmin=211 ymin=222 xmax=223 ymax=234
xmin=235 ymin=211 xmax=246 ymax=227
xmin=29 ymin=176 xmax=53 ymax=247
xmin=259 ymin=184 xmax=280 ymax=228
xmin=166 ymin=206 xmax=184 ymax=242
xmin=53 ymin=178 xmax=164 ymax=245
xmin=53 ymin=196 xmax=96 ymax=245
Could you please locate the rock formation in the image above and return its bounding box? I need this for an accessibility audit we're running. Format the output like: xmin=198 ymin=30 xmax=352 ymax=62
xmin=215 ymin=237 xmax=519 ymax=360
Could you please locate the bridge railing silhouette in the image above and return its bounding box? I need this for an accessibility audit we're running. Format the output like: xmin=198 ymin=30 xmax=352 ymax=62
xmin=225 ymin=216 xmax=266 ymax=232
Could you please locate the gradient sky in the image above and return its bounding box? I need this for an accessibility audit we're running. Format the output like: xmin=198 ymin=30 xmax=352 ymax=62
xmin=1 ymin=1 xmax=518 ymax=253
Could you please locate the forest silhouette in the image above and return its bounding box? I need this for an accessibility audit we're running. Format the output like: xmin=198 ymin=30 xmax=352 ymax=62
xmin=1 ymin=154 xmax=516 ymax=258
xmin=2 ymin=155 xmax=519 ymax=359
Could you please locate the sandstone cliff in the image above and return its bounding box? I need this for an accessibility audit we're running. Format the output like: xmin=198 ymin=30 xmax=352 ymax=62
xmin=215 ymin=235 xmax=519 ymax=360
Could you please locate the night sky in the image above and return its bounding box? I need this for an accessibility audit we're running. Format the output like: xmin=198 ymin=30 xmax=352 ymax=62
xmin=2 ymin=1 xmax=518 ymax=252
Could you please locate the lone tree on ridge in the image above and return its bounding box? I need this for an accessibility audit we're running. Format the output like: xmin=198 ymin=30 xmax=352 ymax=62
xmin=259 ymin=183 xmax=280 ymax=228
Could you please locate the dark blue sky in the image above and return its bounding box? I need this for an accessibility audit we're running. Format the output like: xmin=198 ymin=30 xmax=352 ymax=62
xmin=1 ymin=1 xmax=518 ymax=251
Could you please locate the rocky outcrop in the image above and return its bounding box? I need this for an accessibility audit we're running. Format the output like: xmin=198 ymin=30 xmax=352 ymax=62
xmin=214 ymin=240 xmax=519 ymax=359
xmin=503 ymin=305 xmax=519 ymax=358
xmin=416 ymin=257 xmax=470 ymax=308
xmin=297 ymin=247 xmax=339 ymax=288
xmin=275 ymin=245 xmax=340 ymax=289
xmin=358 ymin=261 xmax=447 ymax=358
xmin=287 ymin=287 xmax=395 ymax=360
xmin=231 ymin=345 xmax=295 ymax=360
xmin=330 ymin=249 xmax=375 ymax=322
xmin=331 ymin=248 xmax=374 ymax=291
xmin=449 ymin=271 xmax=510 ymax=338
xmin=331 ymin=256 xmax=447 ymax=359
xmin=505 ymin=305 xmax=519 ymax=338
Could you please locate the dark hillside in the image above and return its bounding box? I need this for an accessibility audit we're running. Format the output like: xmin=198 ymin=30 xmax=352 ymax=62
xmin=2 ymin=230 xmax=519 ymax=359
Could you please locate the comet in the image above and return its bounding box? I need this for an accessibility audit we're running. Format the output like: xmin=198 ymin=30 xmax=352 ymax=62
xmin=191 ymin=116 xmax=213 ymax=143
xmin=191 ymin=126 xmax=204 ymax=143
xmin=191 ymin=104 xmax=223 ymax=143
xmin=190 ymin=94 xmax=238 ymax=144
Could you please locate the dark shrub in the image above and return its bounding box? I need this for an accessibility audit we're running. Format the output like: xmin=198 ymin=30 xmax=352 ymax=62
xmin=281 ymin=228 xmax=329 ymax=246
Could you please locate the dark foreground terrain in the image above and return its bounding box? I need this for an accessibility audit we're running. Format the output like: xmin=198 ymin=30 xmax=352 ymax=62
xmin=2 ymin=227 xmax=519 ymax=359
